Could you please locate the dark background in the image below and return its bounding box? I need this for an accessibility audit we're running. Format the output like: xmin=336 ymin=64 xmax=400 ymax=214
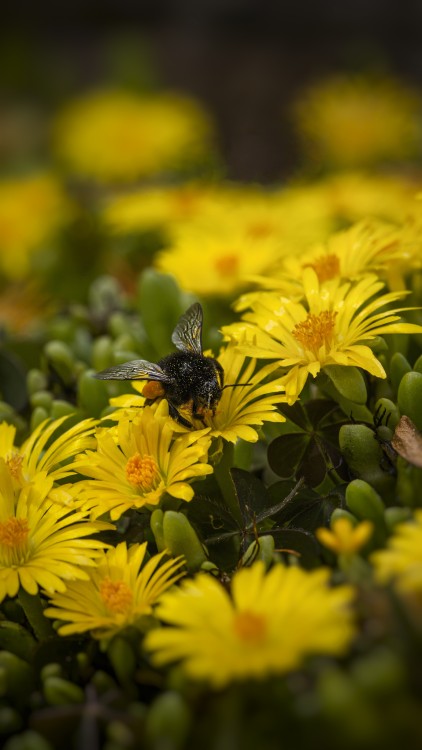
xmin=2 ymin=0 xmax=422 ymax=182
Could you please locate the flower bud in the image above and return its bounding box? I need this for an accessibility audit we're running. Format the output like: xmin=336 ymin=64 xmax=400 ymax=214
xmin=162 ymin=511 xmax=207 ymax=572
xmin=43 ymin=676 xmax=84 ymax=706
xmin=398 ymin=371 xmax=422 ymax=431
xmin=77 ymin=370 xmax=110 ymax=418
xmin=144 ymin=691 xmax=191 ymax=750
xmin=390 ymin=352 xmax=412 ymax=394
xmin=150 ymin=509 xmax=165 ymax=552
xmin=43 ymin=341 xmax=75 ymax=386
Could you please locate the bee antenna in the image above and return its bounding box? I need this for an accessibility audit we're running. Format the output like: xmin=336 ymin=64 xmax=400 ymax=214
xmin=222 ymin=382 xmax=252 ymax=390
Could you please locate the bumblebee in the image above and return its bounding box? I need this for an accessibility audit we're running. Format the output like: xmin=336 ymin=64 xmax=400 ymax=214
xmin=95 ymin=303 xmax=224 ymax=428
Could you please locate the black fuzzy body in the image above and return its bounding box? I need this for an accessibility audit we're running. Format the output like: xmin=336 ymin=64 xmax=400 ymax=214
xmin=154 ymin=351 xmax=224 ymax=424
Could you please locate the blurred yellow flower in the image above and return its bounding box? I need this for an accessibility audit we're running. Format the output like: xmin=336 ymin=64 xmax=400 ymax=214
xmin=226 ymin=270 xmax=422 ymax=403
xmin=145 ymin=561 xmax=355 ymax=688
xmin=44 ymin=542 xmax=185 ymax=640
xmin=76 ymin=404 xmax=213 ymax=520
xmin=294 ymin=74 xmax=422 ymax=169
xmin=371 ymin=510 xmax=422 ymax=594
xmin=53 ymin=89 xmax=213 ymax=183
xmin=316 ymin=517 xmax=373 ymax=556
xmin=0 ymin=172 xmax=71 ymax=280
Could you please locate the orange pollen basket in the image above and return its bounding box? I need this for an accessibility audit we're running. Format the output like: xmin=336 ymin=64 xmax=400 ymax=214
xmin=100 ymin=577 xmax=133 ymax=614
xmin=292 ymin=310 xmax=338 ymax=353
xmin=233 ymin=610 xmax=267 ymax=643
xmin=303 ymin=253 xmax=340 ymax=282
xmin=142 ymin=380 xmax=165 ymax=400
xmin=126 ymin=452 xmax=159 ymax=491
xmin=0 ymin=517 xmax=29 ymax=548
xmin=214 ymin=254 xmax=240 ymax=277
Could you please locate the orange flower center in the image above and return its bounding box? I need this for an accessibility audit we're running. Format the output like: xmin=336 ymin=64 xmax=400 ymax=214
xmin=233 ymin=610 xmax=267 ymax=643
xmin=246 ymin=221 xmax=273 ymax=239
xmin=0 ymin=517 xmax=29 ymax=548
xmin=292 ymin=310 xmax=338 ymax=355
xmin=0 ymin=518 xmax=30 ymax=566
xmin=303 ymin=253 xmax=340 ymax=282
xmin=214 ymin=254 xmax=239 ymax=278
xmin=126 ymin=453 xmax=159 ymax=492
xmin=100 ymin=577 xmax=133 ymax=614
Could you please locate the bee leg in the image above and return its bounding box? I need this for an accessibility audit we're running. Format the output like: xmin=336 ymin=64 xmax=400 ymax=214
xmin=168 ymin=401 xmax=193 ymax=429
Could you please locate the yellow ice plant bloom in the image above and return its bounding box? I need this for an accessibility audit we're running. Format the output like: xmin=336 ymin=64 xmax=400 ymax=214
xmin=0 ymin=172 xmax=71 ymax=280
xmin=294 ymin=74 xmax=422 ymax=169
xmin=0 ymin=417 xmax=96 ymax=490
xmin=0 ymin=460 xmax=111 ymax=602
xmin=103 ymin=183 xmax=224 ymax=235
xmin=227 ymin=269 xmax=422 ymax=404
xmin=316 ymin=518 xmax=373 ymax=556
xmin=156 ymin=226 xmax=281 ymax=298
xmin=145 ymin=561 xmax=355 ymax=688
xmin=44 ymin=542 xmax=185 ymax=640
xmin=371 ymin=510 xmax=422 ymax=594
xmin=235 ymin=220 xmax=406 ymax=310
xmin=53 ymin=89 xmax=212 ymax=183
xmin=76 ymin=404 xmax=213 ymax=520
xmin=108 ymin=342 xmax=286 ymax=443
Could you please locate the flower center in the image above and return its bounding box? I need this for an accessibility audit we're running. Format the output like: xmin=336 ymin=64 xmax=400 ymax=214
xmin=246 ymin=221 xmax=273 ymax=239
xmin=303 ymin=253 xmax=340 ymax=283
xmin=292 ymin=310 xmax=338 ymax=355
xmin=233 ymin=610 xmax=267 ymax=643
xmin=0 ymin=518 xmax=30 ymax=565
xmin=6 ymin=453 xmax=24 ymax=482
xmin=214 ymin=254 xmax=239 ymax=278
xmin=100 ymin=577 xmax=133 ymax=614
xmin=126 ymin=453 xmax=159 ymax=491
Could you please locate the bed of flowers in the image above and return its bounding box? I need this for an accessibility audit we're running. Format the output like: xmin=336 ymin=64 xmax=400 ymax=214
xmin=1 ymin=70 xmax=422 ymax=750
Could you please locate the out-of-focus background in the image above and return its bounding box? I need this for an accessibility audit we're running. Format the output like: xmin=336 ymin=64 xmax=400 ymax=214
xmin=2 ymin=0 xmax=422 ymax=181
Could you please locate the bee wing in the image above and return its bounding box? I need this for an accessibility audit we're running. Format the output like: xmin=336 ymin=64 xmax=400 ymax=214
xmin=171 ymin=302 xmax=203 ymax=355
xmin=94 ymin=360 xmax=169 ymax=382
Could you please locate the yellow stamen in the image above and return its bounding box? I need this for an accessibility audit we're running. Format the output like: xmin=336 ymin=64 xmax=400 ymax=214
xmin=0 ymin=518 xmax=30 ymax=566
xmin=126 ymin=453 xmax=159 ymax=491
xmin=215 ymin=254 xmax=239 ymax=278
xmin=233 ymin=610 xmax=267 ymax=643
xmin=292 ymin=310 xmax=338 ymax=355
xmin=304 ymin=253 xmax=340 ymax=282
xmin=0 ymin=518 xmax=29 ymax=547
xmin=100 ymin=577 xmax=133 ymax=614
xmin=6 ymin=453 xmax=24 ymax=482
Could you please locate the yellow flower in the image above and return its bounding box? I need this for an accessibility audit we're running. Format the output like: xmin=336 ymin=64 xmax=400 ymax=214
xmin=371 ymin=510 xmax=422 ymax=594
xmin=316 ymin=518 xmax=373 ymax=555
xmin=157 ymin=227 xmax=281 ymax=298
xmin=44 ymin=542 xmax=185 ymax=640
xmin=108 ymin=342 xmax=286 ymax=443
xmin=0 ymin=459 xmax=111 ymax=602
xmin=0 ymin=416 xmax=96 ymax=490
xmin=76 ymin=404 xmax=213 ymax=520
xmin=0 ymin=172 xmax=71 ymax=280
xmin=235 ymin=219 xmax=405 ymax=311
xmin=294 ymin=73 xmax=422 ymax=168
xmin=53 ymin=89 xmax=212 ymax=183
xmin=144 ymin=561 xmax=355 ymax=688
xmin=103 ymin=183 xmax=223 ymax=235
xmin=227 ymin=269 xmax=422 ymax=403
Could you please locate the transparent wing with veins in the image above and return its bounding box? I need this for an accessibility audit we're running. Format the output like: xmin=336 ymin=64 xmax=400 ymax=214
xmin=94 ymin=360 xmax=169 ymax=382
xmin=171 ymin=302 xmax=203 ymax=355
